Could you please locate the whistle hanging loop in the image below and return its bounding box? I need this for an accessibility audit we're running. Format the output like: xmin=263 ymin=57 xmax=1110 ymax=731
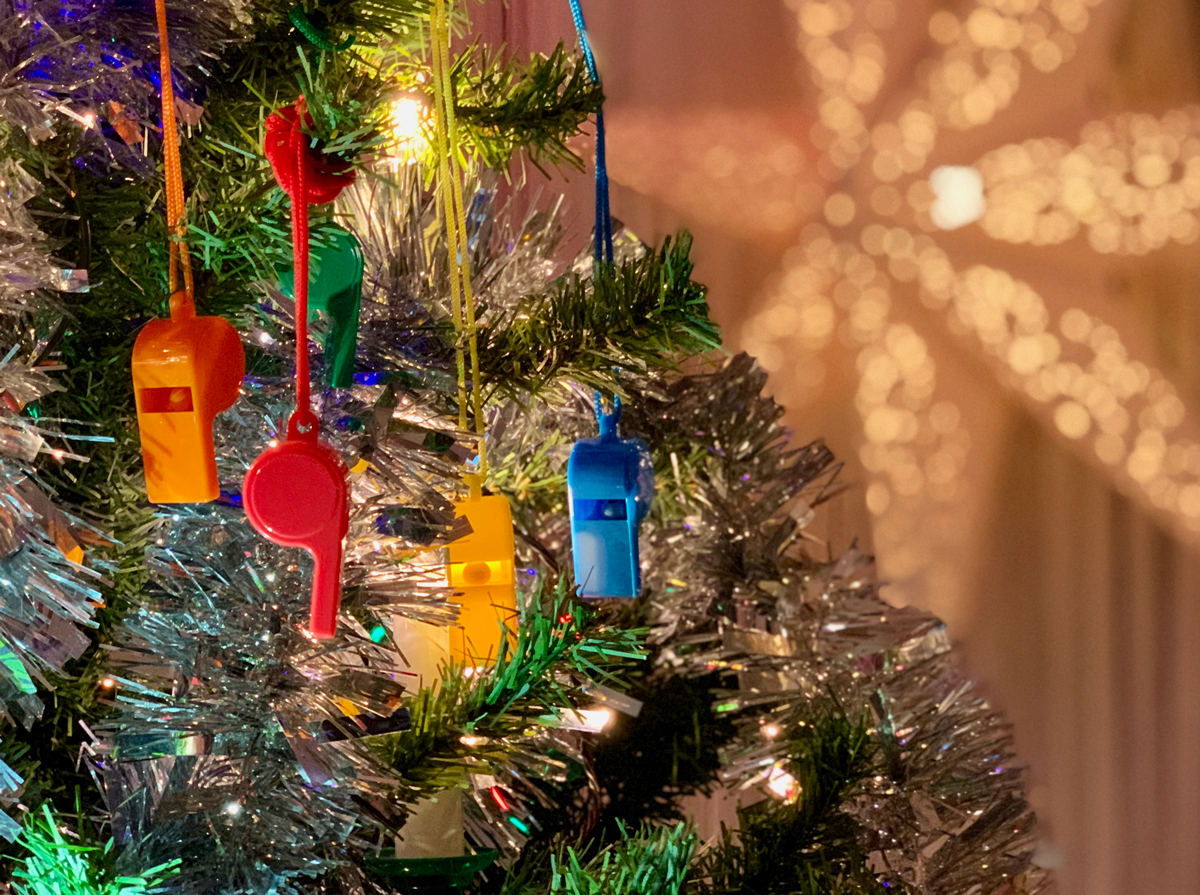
xmin=262 ymin=97 xmax=357 ymax=425
xmin=567 ymin=0 xmax=613 ymax=266
xmin=291 ymin=110 xmax=312 ymax=423
xmin=593 ymin=392 xmax=622 ymax=441
xmin=154 ymin=0 xmax=195 ymax=314
xmin=430 ymin=0 xmax=487 ymax=479
xmin=289 ymin=6 xmax=355 ymax=52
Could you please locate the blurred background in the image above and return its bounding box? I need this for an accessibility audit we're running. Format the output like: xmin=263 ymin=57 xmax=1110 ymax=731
xmin=477 ymin=3 xmax=1200 ymax=895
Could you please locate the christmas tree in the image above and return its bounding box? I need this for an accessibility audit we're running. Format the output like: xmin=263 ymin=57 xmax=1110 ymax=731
xmin=0 ymin=1 xmax=1051 ymax=893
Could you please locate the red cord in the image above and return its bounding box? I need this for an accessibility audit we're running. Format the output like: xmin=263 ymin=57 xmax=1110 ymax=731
xmin=262 ymin=98 xmax=356 ymax=437
xmin=291 ymin=117 xmax=313 ymax=433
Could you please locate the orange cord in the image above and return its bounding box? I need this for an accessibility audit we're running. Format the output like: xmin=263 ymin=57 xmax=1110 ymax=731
xmin=154 ymin=0 xmax=195 ymax=313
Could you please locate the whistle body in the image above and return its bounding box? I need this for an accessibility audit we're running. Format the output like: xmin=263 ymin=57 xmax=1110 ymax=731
xmin=243 ymin=435 xmax=349 ymax=638
xmin=567 ymin=435 xmax=653 ymax=598
xmin=446 ymin=494 xmax=517 ymax=665
xmin=132 ymin=299 xmax=245 ymax=503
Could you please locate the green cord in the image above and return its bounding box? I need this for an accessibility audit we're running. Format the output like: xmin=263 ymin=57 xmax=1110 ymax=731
xmin=288 ymin=6 xmax=355 ymax=52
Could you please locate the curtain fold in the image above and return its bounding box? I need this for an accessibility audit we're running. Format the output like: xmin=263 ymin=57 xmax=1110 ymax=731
xmin=968 ymin=406 xmax=1200 ymax=895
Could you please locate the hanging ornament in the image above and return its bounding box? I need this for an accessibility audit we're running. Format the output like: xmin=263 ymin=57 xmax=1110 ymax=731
xmin=446 ymin=475 xmax=517 ymax=665
xmin=567 ymin=394 xmax=654 ymax=598
xmin=132 ymin=0 xmax=245 ymax=504
xmin=133 ymin=292 xmax=244 ymax=504
xmin=279 ymin=225 xmax=363 ymax=388
xmin=420 ymin=0 xmax=515 ymax=668
xmin=243 ymin=99 xmax=356 ymax=639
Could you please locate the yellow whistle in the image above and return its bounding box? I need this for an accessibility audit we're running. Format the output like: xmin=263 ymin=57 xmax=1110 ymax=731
xmin=447 ymin=480 xmax=517 ymax=666
xmin=132 ymin=291 xmax=245 ymax=504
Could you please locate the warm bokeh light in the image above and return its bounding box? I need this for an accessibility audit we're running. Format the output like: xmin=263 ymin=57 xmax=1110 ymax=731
xmin=765 ymin=761 xmax=800 ymax=801
xmin=975 ymin=109 xmax=1200 ymax=253
xmin=929 ymin=165 xmax=986 ymax=229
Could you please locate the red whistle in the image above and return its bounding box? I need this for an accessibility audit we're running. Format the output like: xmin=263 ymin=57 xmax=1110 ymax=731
xmin=243 ymin=411 xmax=349 ymax=638
xmin=247 ymin=98 xmax=356 ymax=638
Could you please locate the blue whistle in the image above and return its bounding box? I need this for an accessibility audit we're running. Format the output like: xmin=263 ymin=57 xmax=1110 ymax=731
xmin=567 ymin=394 xmax=654 ymax=598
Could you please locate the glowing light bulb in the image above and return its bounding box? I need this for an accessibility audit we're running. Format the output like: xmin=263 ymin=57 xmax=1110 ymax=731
xmin=224 ymin=801 xmax=243 ymax=817
xmin=388 ymin=96 xmax=428 ymax=162
xmin=578 ymin=707 xmax=614 ymax=731
xmin=766 ymin=762 xmax=800 ymax=801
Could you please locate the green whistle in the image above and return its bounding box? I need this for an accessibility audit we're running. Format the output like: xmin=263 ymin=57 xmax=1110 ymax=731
xmin=280 ymin=226 xmax=364 ymax=388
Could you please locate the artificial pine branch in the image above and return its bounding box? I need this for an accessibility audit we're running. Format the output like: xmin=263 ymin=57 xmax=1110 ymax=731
xmin=492 ymin=821 xmax=697 ymax=895
xmin=550 ymin=822 xmax=698 ymax=895
xmin=451 ymin=43 xmax=604 ymax=173
xmin=690 ymin=709 xmax=887 ymax=895
xmin=372 ymin=582 xmax=646 ymax=802
xmin=12 ymin=804 xmax=180 ymax=895
xmin=480 ymin=232 xmax=721 ymax=400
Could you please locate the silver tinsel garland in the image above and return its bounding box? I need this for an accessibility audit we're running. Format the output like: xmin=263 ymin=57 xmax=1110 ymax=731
xmin=0 ymin=0 xmax=247 ymax=170
xmin=623 ymin=357 xmax=1050 ymax=895
xmin=0 ymin=156 xmax=111 ymax=842
xmin=489 ymin=351 xmax=1051 ymax=894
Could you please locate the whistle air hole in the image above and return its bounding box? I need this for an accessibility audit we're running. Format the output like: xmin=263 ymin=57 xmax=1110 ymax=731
xmin=462 ymin=562 xmax=492 ymax=585
xmin=574 ymin=499 xmax=628 ymax=521
xmin=139 ymin=386 xmax=194 ymax=413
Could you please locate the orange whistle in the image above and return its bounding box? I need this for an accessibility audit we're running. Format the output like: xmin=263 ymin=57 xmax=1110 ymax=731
xmin=132 ymin=291 xmax=245 ymax=503
xmin=447 ymin=485 xmax=518 ymax=666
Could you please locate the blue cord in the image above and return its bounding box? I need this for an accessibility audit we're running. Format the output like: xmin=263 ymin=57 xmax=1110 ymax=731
xmin=593 ymin=391 xmax=621 ymax=439
xmin=568 ymin=0 xmax=613 ymax=265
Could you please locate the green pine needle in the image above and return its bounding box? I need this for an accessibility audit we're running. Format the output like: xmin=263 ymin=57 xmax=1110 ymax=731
xmin=546 ymin=822 xmax=697 ymax=895
xmin=12 ymin=805 xmax=179 ymax=895
xmin=691 ymin=708 xmax=887 ymax=895
xmin=452 ymin=42 xmax=604 ymax=173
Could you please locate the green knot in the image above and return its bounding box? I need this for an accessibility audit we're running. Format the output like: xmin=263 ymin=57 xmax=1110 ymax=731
xmin=289 ymin=6 xmax=355 ymax=52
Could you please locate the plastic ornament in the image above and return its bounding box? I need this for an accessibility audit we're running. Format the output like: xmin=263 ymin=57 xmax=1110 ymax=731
xmin=244 ymin=99 xmax=355 ymax=638
xmin=132 ymin=293 xmax=244 ymax=504
xmin=132 ymin=0 xmax=245 ymax=504
xmin=567 ymin=394 xmax=654 ymax=598
xmin=446 ymin=474 xmax=517 ymax=665
xmin=243 ymin=413 xmax=349 ymax=638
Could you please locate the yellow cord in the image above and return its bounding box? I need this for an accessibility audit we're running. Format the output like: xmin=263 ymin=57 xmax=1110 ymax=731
xmin=430 ymin=0 xmax=487 ymax=477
